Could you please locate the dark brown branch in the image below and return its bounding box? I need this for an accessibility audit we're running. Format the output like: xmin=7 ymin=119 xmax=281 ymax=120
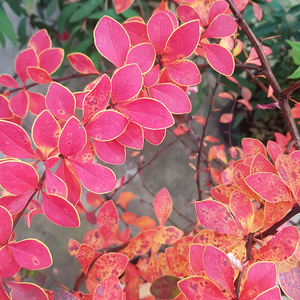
xmin=196 ymin=74 xmax=221 ymax=201
xmin=282 ymin=80 xmax=300 ymax=96
xmin=197 ymin=63 xmax=260 ymax=71
xmin=226 ymin=0 xmax=300 ymax=149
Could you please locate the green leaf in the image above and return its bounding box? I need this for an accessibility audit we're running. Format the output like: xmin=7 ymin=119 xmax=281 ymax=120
xmin=288 ymin=4 xmax=300 ymax=15
xmin=47 ymin=0 xmax=58 ymax=18
xmin=69 ymin=0 xmax=104 ymax=23
xmin=88 ymin=8 xmax=122 ymax=21
xmin=233 ymin=113 xmax=244 ymax=129
xmin=253 ymin=22 xmax=277 ymax=37
xmin=288 ymin=66 xmax=300 ymax=79
xmin=90 ymin=51 xmax=100 ymax=70
xmin=191 ymin=81 xmax=203 ymax=115
xmin=0 ymin=30 xmax=6 ymax=48
xmin=63 ymin=25 xmax=81 ymax=51
xmin=0 ymin=7 xmax=17 ymax=47
xmin=4 ymin=0 xmax=25 ymax=16
xmin=121 ymin=8 xmax=139 ymax=19
xmin=150 ymin=276 xmax=181 ymax=299
xmin=17 ymin=17 xmax=28 ymax=48
xmin=286 ymin=40 xmax=300 ymax=54
xmin=22 ymin=0 xmax=38 ymax=16
xmin=290 ymin=50 xmax=300 ymax=65
xmin=68 ymin=38 xmax=93 ymax=54
xmin=57 ymin=3 xmax=80 ymax=35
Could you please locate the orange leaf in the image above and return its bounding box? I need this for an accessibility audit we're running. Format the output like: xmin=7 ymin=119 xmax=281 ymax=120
xmin=116 ymin=191 xmax=136 ymax=210
xmin=153 ymin=188 xmax=173 ymax=226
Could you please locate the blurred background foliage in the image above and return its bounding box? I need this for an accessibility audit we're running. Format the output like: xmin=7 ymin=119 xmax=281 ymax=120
xmin=0 ymin=0 xmax=299 ymax=145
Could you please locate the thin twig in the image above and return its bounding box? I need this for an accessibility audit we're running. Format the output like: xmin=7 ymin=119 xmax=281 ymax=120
xmin=197 ymin=63 xmax=261 ymax=71
xmin=282 ymin=80 xmax=300 ymax=96
xmin=196 ymin=74 xmax=221 ymax=201
xmin=228 ymin=93 xmax=238 ymax=147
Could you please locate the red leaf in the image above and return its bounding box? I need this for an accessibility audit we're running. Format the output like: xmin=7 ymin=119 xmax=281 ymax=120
xmin=153 ymin=188 xmax=172 ymax=226
xmin=90 ymin=253 xmax=129 ymax=280
xmin=123 ymin=21 xmax=149 ymax=47
xmin=39 ymin=48 xmax=64 ymax=75
xmin=0 ymin=161 xmax=38 ymax=195
xmin=177 ymin=5 xmax=202 ymax=23
xmin=55 ymin=159 xmax=81 ymax=205
xmin=195 ymin=200 xmax=238 ymax=236
xmin=127 ymin=229 xmax=157 ymax=255
xmin=0 ymin=120 xmax=38 ymax=159
xmin=94 ymin=139 xmax=125 ymax=165
xmin=68 ymin=135 xmax=95 ymax=164
xmin=68 ymin=53 xmax=100 ymax=75
xmin=59 ymin=116 xmax=87 ymax=157
xmin=220 ymin=113 xmax=233 ymax=123
xmin=74 ymin=91 xmax=88 ymax=109
xmin=45 ymin=169 xmax=67 ymax=198
xmin=239 ymin=262 xmax=277 ymax=300
xmin=0 ymin=192 xmax=34 ymax=215
xmin=202 ymin=15 xmax=237 ymax=39
xmin=144 ymin=64 xmax=160 ymax=87
xmin=32 ymin=110 xmax=61 ymax=159
xmin=28 ymin=29 xmax=51 ymax=55
xmin=0 ymin=280 xmax=10 ymax=300
xmin=253 ymin=287 xmax=281 ymax=300
xmin=116 ymin=191 xmax=136 ymax=210
xmin=0 ymin=74 xmax=22 ymax=88
xmin=254 ymin=226 xmax=299 ymax=262
xmin=82 ymin=74 xmax=111 ymax=124
xmin=276 ymin=154 xmax=300 ymax=199
xmin=76 ymin=243 xmax=95 ymax=274
xmin=46 ymin=82 xmax=75 ymax=121
xmin=178 ymin=276 xmax=228 ymax=300
xmin=121 ymin=211 xmax=137 ymax=224
xmin=154 ymin=226 xmax=183 ymax=244
xmin=0 ymin=245 xmax=21 ymax=278
xmin=83 ymin=229 xmax=106 ymax=250
xmin=250 ymin=153 xmax=276 ymax=174
xmin=116 ymin=122 xmax=144 ymax=150
xmin=111 ymin=64 xmax=142 ymax=103
xmin=208 ymin=144 xmax=228 ymax=165
xmin=165 ymin=247 xmax=187 ymax=277
xmin=267 ymin=140 xmax=282 ymax=164
xmin=147 ymin=11 xmax=174 ymax=55
xmin=69 ymin=160 xmax=116 ymax=193
xmin=210 ymin=183 xmax=238 ymax=205
xmin=252 ymin=2 xmax=263 ymax=21
xmin=204 ymin=246 xmax=235 ymax=297
xmin=278 ymin=262 xmax=300 ymax=300
xmin=4 ymin=280 xmax=48 ymax=300
xmin=126 ymin=43 xmax=155 ymax=74
xmin=96 ymin=200 xmax=119 ymax=242
xmin=0 ymin=206 xmax=13 ymax=244
xmin=27 ymin=91 xmax=47 ymax=115
xmin=209 ymin=1 xmax=229 ymax=23
xmin=93 ymin=275 xmax=123 ymax=300
xmin=229 ymin=190 xmax=254 ymax=236
xmin=27 ymin=67 xmax=52 ymax=84
xmin=202 ymin=43 xmax=234 ymax=76
xmin=53 ymin=289 xmax=80 ymax=299
xmin=69 ymin=239 xmax=80 ymax=257
xmin=86 ymin=110 xmax=128 ymax=141
xmin=149 ymin=83 xmax=191 ymax=114
xmin=15 ymin=48 xmax=39 ymax=85
xmin=8 ymin=239 xmax=52 ymax=270
xmin=163 ymin=20 xmax=200 ymax=62
xmin=189 ymin=244 xmax=205 ymax=274
xmin=42 ymin=191 xmax=80 ymax=227
xmin=143 ymin=128 xmax=166 ymax=145
xmin=114 ymin=0 xmax=135 ymax=14
xmin=94 ymin=16 xmax=130 ymax=68
xmin=86 ymin=192 xmax=105 ymax=207
xmin=242 ymin=138 xmax=267 ymax=157
xmin=117 ymin=98 xmax=174 ymax=129
xmin=9 ymin=90 xmax=29 ymax=118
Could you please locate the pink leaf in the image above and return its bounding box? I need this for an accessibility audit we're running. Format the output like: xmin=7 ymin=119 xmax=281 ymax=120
xmin=59 ymin=116 xmax=87 ymax=157
xmin=202 ymin=15 xmax=237 ymax=39
xmin=111 ymin=64 xmax=143 ymax=103
xmin=94 ymin=139 xmax=125 ymax=165
xmin=68 ymin=53 xmax=100 ymax=75
xmin=202 ymin=43 xmax=234 ymax=76
xmin=93 ymin=275 xmax=123 ymax=300
xmin=27 ymin=67 xmax=52 ymax=84
xmin=116 ymin=121 xmax=144 ymax=150
xmin=123 ymin=21 xmax=149 ymax=47
xmin=46 ymin=82 xmax=75 ymax=121
xmin=39 ymin=48 xmax=64 ymax=75
xmin=28 ymin=29 xmax=51 ymax=55
xmin=0 ymin=245 xmax=21 ymax=278
xmin=209 ymin=1 xmax=229 ymax=24
xmin=0 ymin=120 xmax=38 ymax=159
xmin=27 ymin=91 xmax=47 ymax=115
xmin=9 ymin=90 xmax=29 ymax=118
xmin=45 ymin=169 xmax=67 ymax=198
xmin=8 ymin=239 xmax=52 ymax=270
xmin=0 ymin=206 xmax=13 ymax=244
xmin=117 ymin=98 xmax=174 ymax=129
xmin=220 ymin=113 xmax=233 ymax=123
xmin=189 ymin=244 xmax=205 ymax=274
xmin=143 ymin=128 xmax=166 ymax=145
xmin=94 ymin=16 xmax=130 ymax=68
xmin=0 ymin=74 xmax=22 ymax=88
xmin=252 ymin=2 xmax=263 ymax=21
xmin=85 ymin=110 xmax=128 ymax=141
xmin=153 ymin=188 xmax=173 ymax=226
xmin=69 ymin=159 xmax=116 ymax=193
xmin=144 ymin=64 xmax=160 ymax=87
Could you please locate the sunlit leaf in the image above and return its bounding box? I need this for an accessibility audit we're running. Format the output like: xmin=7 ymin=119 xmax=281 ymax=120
xmin=165 ymin=247 xmax=187 ymax=277
xmin=116 ymin=191 xmax=136 ymax=210
xmin=127 ymin=229 xmax=156 ymax=255
xmin=210 ymin=183 xmax=238 ymax=205
xmin=0 ymin=245 xmax=21 ymax=278
xmin=253 ymin=287 xmax=281 ymax=300
xmin=189 ymin=244 xmax=205 ymax=274
xmin=76 ymin=243 xmax=95 ymax=274
xmin=154 ymin=188 xmax=173 ymax=226
xmin=45 ymin=169 xmax=67 ymax=198
xmin=123 ymin=21 xmax=149 ymax=47
xmin=143 ymin=128 xmax=166 ymax=145
xmin=242 ymin=138 xmax=267 ymax=158
xmin=154 ymin=227 xmax=183 ymax=245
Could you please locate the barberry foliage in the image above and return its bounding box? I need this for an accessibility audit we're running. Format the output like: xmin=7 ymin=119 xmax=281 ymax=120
xmin=0 ymin=0 xmax=300 ymax=299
